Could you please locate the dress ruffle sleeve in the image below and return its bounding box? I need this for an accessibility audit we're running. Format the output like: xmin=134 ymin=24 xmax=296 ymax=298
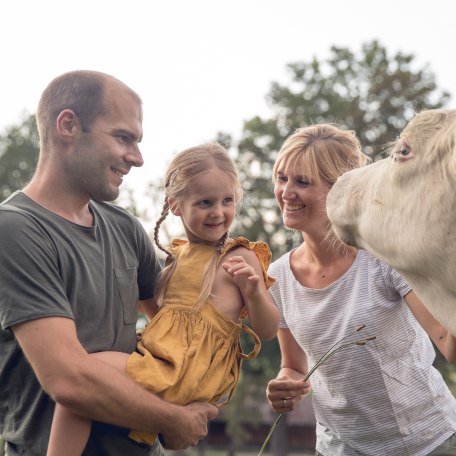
xmin=219 ymin=237 xmax=276 ymax=289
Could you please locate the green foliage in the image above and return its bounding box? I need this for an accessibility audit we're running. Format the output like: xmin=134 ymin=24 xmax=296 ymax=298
xmin=229 ymin=40 xmax=450 ymax=258
xmin=0 ymin=114 xmax=39 ymax=200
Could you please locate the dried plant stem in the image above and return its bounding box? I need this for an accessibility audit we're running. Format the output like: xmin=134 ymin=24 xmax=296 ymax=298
xmin=257 ymin=325 xmax=375 ymax=456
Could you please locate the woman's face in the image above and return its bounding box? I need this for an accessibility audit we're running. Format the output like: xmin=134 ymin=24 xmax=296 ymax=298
xmin=274 ymin=160 xmax=331 ymax=235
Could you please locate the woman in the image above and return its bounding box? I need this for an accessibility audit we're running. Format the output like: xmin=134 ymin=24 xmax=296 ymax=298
xmin=266 ymin=124 xmax=456 ymax=456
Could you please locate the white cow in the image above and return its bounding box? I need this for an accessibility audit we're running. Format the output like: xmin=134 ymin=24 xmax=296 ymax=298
xmin=327 ymin=109 xmax=456 ymax=335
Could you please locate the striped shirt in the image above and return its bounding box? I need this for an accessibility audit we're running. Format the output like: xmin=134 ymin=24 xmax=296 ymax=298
xmin=269 ymin=249 xmax=456 ymax=456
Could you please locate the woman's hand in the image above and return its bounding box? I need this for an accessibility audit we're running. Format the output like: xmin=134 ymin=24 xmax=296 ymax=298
xmin=266 ymin=375 xmax=311 ymax=413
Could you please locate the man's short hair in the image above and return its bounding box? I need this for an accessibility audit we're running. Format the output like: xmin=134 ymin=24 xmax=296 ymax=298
xmin=36 ymin=70 xmax=110 ymax=148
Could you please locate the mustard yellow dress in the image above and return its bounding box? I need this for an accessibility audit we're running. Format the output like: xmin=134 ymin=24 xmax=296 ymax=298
xmin=126 ymin=237 xmax=275 ymax=445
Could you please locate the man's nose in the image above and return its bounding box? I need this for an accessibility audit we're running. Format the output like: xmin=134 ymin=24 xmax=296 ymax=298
xmin=126 ymin=144 xmax=144 ymax=167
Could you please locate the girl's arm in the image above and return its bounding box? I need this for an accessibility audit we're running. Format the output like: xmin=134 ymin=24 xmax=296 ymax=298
xmin=222 ymin=250 xmax=280 ymax=340
xmin=405 ymin=290 xmax=456 ymax=363
xmin=266 ymin=328 xmax=311 ymax=413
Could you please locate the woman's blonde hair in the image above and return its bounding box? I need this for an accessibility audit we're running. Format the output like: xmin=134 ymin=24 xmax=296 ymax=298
xmin=154 ymin=142 xmax=243 ymax=307
xmin=273 ymin=124 xmax=368 ymax=248
xmin=273 ymin=124 xmax=367 ymax=185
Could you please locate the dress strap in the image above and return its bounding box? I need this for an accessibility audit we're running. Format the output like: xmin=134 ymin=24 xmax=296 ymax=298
xmin=239 ymin=324 xmax=261 ymax=360
xmin=216 ymin=324 xmax=262 ymax=408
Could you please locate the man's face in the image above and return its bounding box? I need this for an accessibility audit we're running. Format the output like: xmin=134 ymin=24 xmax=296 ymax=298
xmin=66 ymin=81 xmax=144 ymax=202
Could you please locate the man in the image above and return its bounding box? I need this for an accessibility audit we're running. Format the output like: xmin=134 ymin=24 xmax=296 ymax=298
xmin=0 ymin=70 xmax=218 ymax=456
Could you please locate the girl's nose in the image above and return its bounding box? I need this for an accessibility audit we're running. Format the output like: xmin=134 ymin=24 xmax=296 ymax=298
xmin=209 ymin=204 xmax=223 ymax=217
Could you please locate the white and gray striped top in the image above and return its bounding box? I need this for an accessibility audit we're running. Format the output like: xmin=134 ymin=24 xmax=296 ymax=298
xmin=269 ymin=249 xmax=456 ymax=456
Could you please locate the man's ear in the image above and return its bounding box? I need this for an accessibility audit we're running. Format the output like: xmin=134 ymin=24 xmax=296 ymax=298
xmin=168 ymin=197 xmax=181 ymax=216
xmin=56 ymin=109 xmax=80 ymax=143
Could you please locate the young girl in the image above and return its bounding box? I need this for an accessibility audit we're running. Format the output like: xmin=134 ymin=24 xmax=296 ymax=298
xmin=46 ymin=142 xmax=280 ymax=455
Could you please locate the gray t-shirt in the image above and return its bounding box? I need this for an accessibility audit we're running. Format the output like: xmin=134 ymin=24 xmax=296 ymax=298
xmin=0 ymin=191 xmax=162 ymax=456
xmin=269 ymin=249 xmax=456 ymax=456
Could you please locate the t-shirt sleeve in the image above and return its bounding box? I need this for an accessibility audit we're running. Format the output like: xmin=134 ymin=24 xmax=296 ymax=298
xmin=132 ymin=216 xmax=161 ymax=300
xmin=0 ymin=209 xmax=74 ymax=330
xmin=268 ymin=260 xmax=289 ymax=329
xmin=380 ymin=261 xmax=412 ymax=298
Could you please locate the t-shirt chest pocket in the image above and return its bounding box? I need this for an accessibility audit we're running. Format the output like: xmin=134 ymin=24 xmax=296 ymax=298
xmin=114 ymin=267 xmax=139 ymax=325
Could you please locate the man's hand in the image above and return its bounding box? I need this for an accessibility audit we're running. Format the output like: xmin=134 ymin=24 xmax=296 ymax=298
xmin=161 ymin=402 xmax=218 ymax=449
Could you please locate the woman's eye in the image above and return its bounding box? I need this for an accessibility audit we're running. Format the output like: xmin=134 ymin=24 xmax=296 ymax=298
xmin=276 ymin=175 xmax=287 ymax=182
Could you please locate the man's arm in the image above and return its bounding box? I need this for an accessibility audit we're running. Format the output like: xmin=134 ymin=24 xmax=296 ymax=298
xmin=13 ymin=316 xmax=218 ymax=448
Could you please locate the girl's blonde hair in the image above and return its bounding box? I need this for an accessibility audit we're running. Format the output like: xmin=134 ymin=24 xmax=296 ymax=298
xmin=154 ymin=142 xmax=243 ymax=307
xmin=273 ymin=124 xmax=369 ymax=248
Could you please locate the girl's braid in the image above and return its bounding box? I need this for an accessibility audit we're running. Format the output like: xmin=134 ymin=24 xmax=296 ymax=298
xmin=216 ymin=231 xmax=230 ymax=256
xmin=153 ymin=200 xmax=174 ymax=260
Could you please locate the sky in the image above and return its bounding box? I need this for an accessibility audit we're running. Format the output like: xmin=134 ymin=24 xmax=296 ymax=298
xmin=1 ymin=0 xmax=455 ymax=219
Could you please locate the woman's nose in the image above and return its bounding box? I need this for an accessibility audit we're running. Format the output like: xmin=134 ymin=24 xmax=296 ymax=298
xmin=282 ymin=182 xmax=296 ymax=200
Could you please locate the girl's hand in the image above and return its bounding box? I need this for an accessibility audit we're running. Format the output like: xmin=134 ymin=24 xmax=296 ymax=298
xmin=266 ymin=376 xmax=311 ymax=413
xmin=222 ymin=256 xmax=261 ymax=298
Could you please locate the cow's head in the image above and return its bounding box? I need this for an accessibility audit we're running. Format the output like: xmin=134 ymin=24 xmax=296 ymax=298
xmin=326 ymin=109 xmax=456 ymax=334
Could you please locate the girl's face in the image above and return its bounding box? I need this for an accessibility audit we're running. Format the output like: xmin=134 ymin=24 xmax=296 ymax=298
xmin=274 ymin=159 xmax=331 ymax=236
xmin=172 ymin=168 xmax=237 ymax=245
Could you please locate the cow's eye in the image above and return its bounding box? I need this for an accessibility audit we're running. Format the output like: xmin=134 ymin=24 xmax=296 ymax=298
xmin=400 ymin=146 xmax=409 ymax=156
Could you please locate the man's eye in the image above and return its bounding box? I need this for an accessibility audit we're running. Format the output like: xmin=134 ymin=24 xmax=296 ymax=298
xmin=117 ymin=135 xmax=130 ymax=144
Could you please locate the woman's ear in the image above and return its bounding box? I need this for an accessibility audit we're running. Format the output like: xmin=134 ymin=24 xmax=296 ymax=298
xmin=168 ymin=197 xmax=181 ymax=216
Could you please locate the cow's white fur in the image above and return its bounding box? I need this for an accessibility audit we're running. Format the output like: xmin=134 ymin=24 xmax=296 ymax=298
xmin=327 ymin=109 xmax=456 ymax=335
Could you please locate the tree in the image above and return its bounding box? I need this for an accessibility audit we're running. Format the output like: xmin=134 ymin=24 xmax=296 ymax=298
xmin=229 ymin=40 xmax=450 ymax=258
xmin=0 ymin=114 xmax=39 ymax=200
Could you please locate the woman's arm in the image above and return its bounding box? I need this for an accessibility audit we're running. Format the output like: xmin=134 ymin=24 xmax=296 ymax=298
xmin=404 ymin=290 xmax=456 ymax=363
xmin=266 ymin=328 xmax=311 ymax=413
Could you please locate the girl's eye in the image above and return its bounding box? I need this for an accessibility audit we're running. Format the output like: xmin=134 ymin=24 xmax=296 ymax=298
xmin=224 ymin=197 xmax=234 ymax=204
xmin=197 ymin=200 xmax=210 ymax=207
